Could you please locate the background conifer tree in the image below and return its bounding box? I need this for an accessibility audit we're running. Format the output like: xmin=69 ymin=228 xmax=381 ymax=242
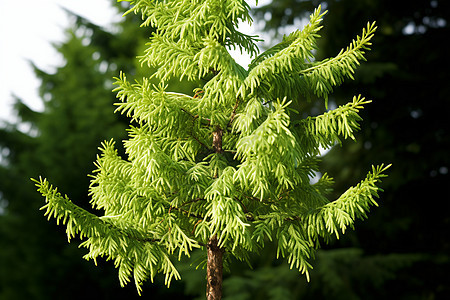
xmin=0 ymin=5 xmax=194 ymax=298
xmin=0 ymin=18 xmax=133 ymax=300
xmin=248 ymin=1 xmax=450 ymax=299
xmin=33 ymin=1 xmax=389 ymax=299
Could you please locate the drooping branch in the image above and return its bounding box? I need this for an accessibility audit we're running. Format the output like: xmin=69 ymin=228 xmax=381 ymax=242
xmin=179 ymin=107 xmax=213 ymax=151
xmin=227 ymin=97 xmax=240 ymax=128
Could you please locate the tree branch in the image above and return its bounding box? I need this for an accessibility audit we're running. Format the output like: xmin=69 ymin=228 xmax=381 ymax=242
xmin=169 ymin=205 xmax=205 ymax=220
xmin=227 ymin=97 xmax=240 ymax=128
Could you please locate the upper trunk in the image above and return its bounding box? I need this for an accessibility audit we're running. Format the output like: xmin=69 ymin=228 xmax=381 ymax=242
xmin=212 ymin=126 xmax=224 ymax=154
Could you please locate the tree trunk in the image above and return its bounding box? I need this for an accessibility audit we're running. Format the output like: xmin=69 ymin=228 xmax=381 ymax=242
xmin=212 ymin=126 xmax=223 ymax=154
xmin=206 ymin=235 xmax=224 ymax=300
xmin=207 ymin=126 xmax=224 ymax=299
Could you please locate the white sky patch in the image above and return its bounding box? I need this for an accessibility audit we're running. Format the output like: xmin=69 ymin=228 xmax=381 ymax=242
xmin=0 ymin=0 xmax=275 ymax=122
xmin=0 ymin=0 xmax=120 ymax=122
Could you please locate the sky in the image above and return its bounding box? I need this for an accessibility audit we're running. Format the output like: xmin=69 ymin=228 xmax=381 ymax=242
xmin=0 ymin=0 xmax=268 ymax=123
xmin=0 ymin=0 xmax=122 ymax=122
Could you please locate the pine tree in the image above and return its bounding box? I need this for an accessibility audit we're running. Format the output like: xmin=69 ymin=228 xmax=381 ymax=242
xmin=33 ymin=1 xmax=389 ymax=298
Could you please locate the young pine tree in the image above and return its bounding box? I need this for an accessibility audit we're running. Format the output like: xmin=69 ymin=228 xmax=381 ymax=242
xmin=34 ymin=1 xmax=390 ymax=298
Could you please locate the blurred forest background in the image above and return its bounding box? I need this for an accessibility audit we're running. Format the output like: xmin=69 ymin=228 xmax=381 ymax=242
xmin=0 ymin=0 xmax=448 ymax=299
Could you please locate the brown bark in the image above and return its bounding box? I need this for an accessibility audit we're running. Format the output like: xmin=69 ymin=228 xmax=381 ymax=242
xmin=206 ymin=235 xmax=224 ymax=300
xmin=207 ymin=127 xmax=225 ymax=299
xmin=212 ymin=126 xmax=223 ymax=154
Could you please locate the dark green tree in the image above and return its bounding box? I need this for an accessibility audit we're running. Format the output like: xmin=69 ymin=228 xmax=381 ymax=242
xmin=0 ymin=6 xmax=195 ymax=299
xmin=244 ymin=0 xmax=450 ymax=299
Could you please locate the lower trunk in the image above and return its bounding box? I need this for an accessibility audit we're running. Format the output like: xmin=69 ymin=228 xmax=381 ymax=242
xmin=206 ymin=235 xmax=224 ymax=300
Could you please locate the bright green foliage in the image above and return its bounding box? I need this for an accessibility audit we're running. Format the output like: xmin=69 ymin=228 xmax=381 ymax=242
xmin=34 ymin=0 xmax=389 ymax=294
